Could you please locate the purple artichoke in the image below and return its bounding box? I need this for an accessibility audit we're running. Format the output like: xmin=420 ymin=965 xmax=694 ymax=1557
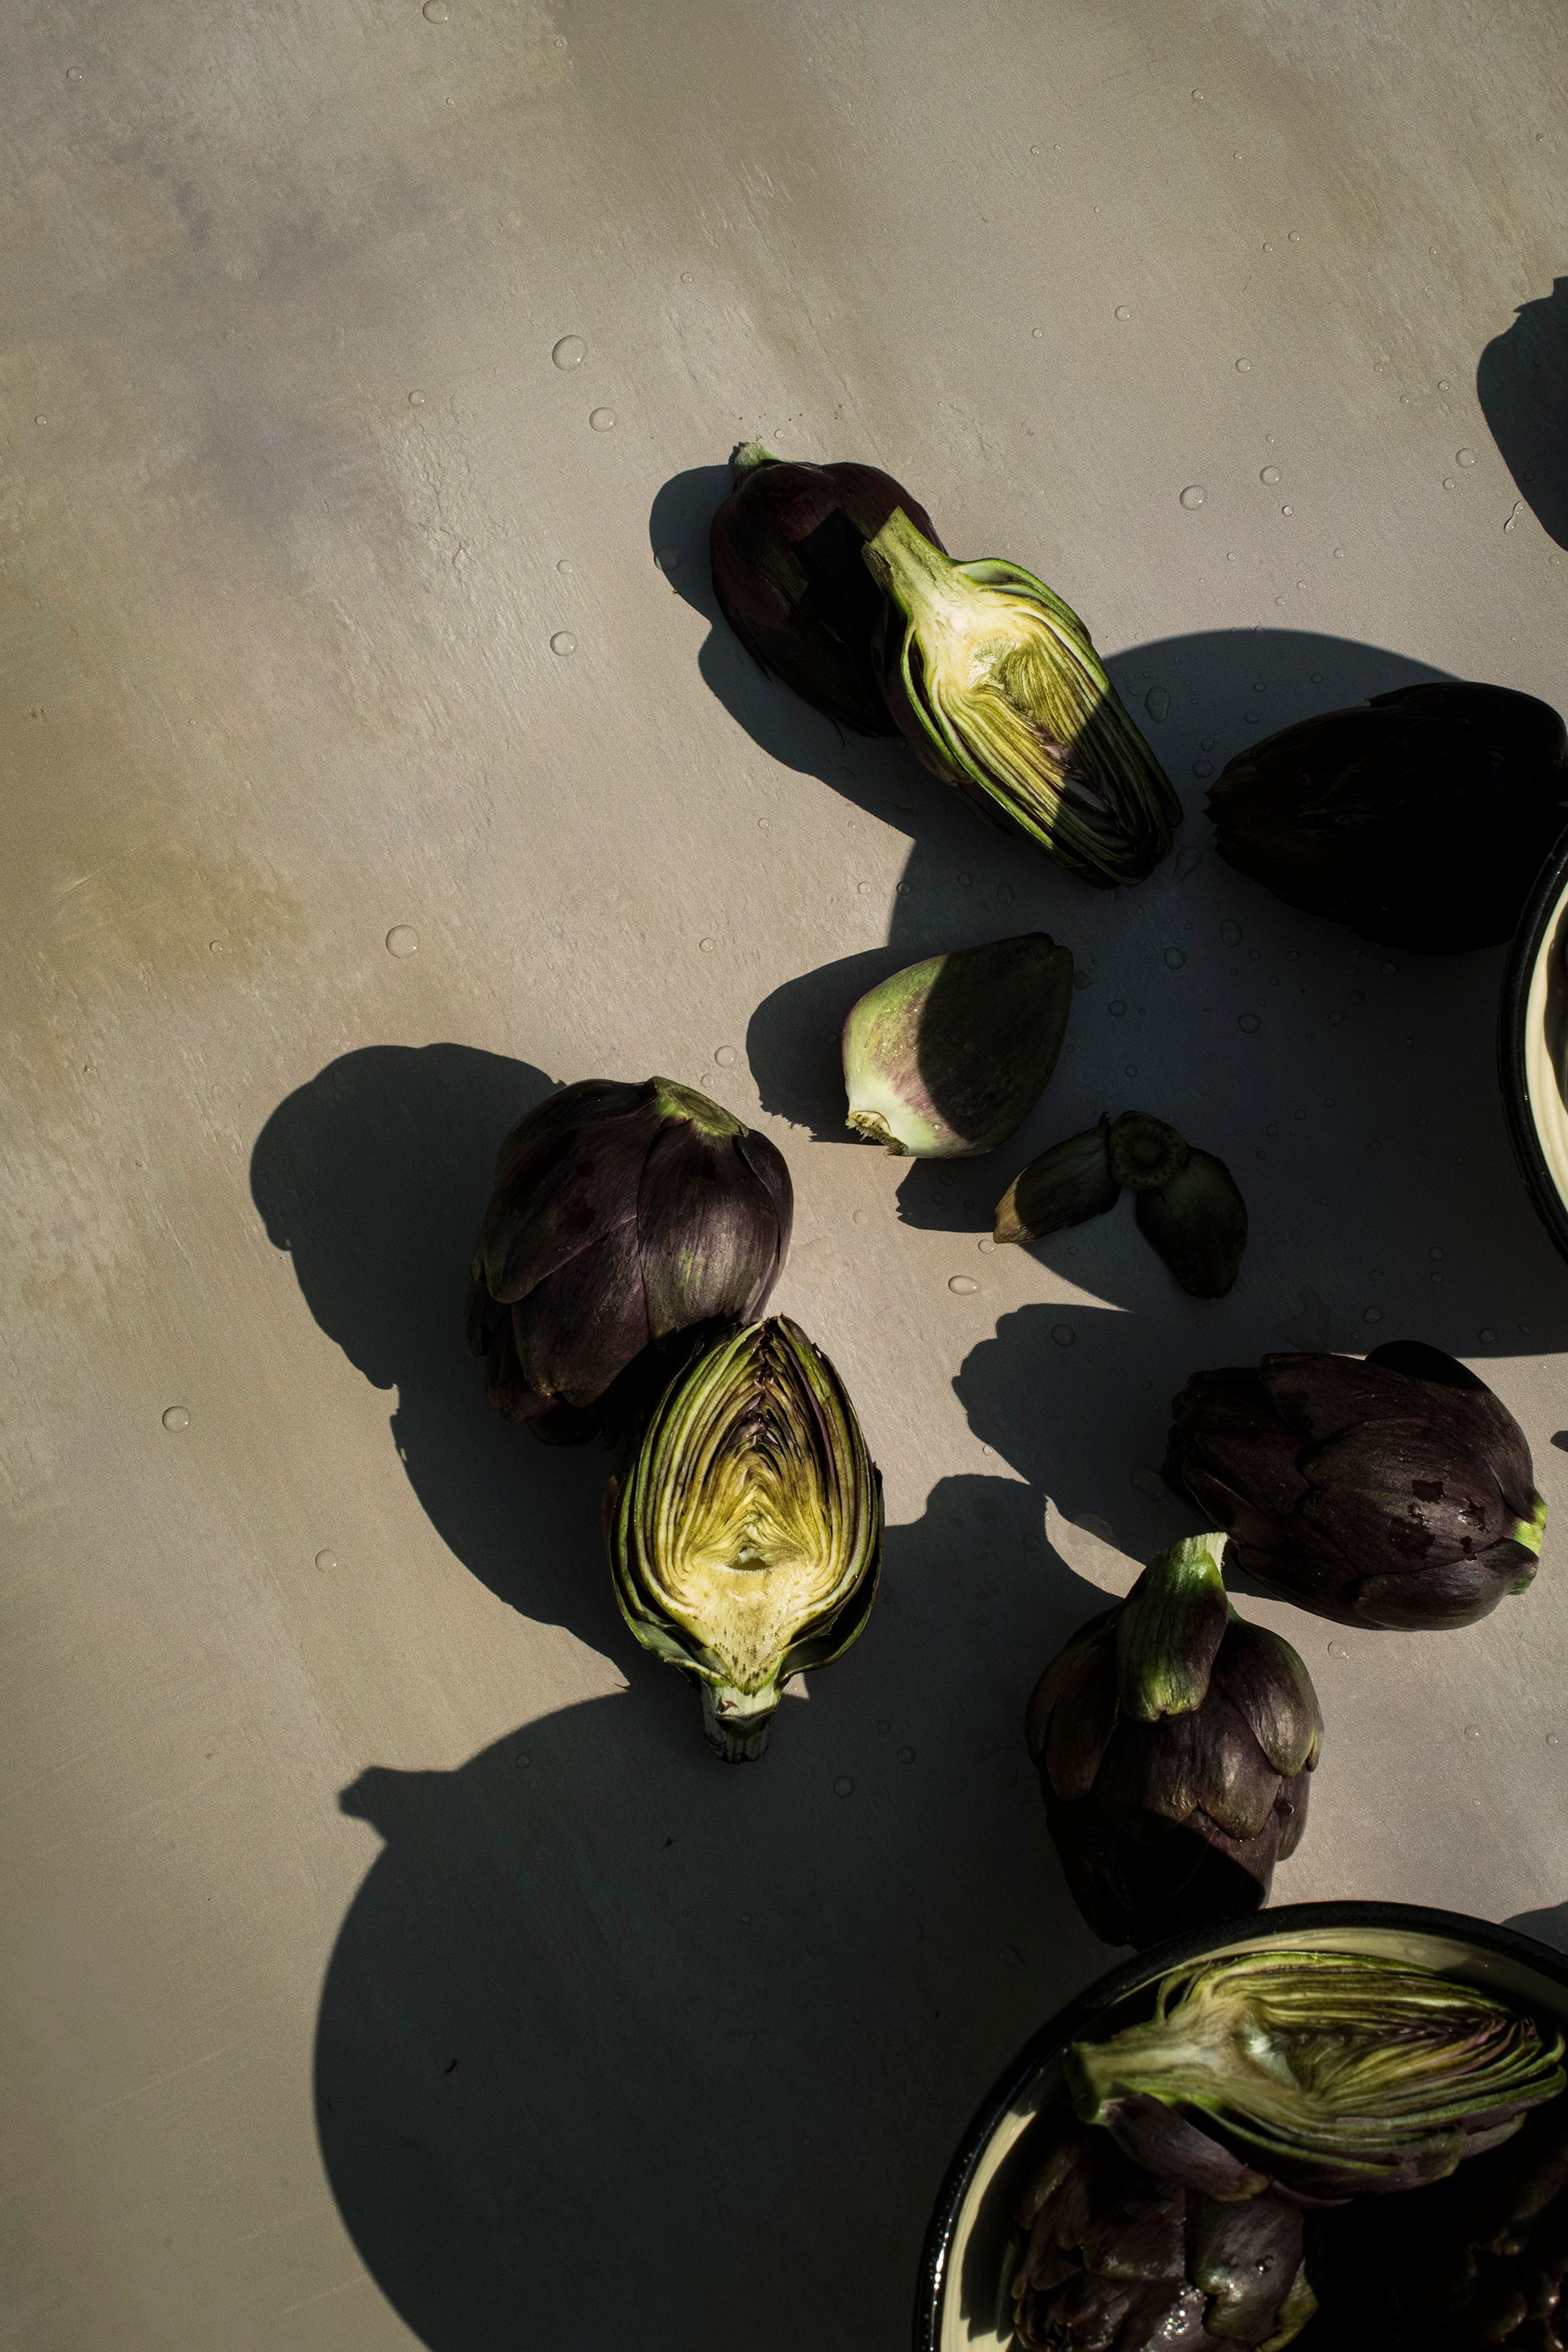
xmin=1009 ymin=2126 xmax=1316 ymax=2350
xmin=1025 ymin=1535 xmax=1319 ymax=1950
xmin=1164 ymin=1340 xmax=1546 ymax=1631
xmin=465 ymin=1077 xmax=791 ymax=1445
xmin=707 ymin=443 xmax=942 ymax=736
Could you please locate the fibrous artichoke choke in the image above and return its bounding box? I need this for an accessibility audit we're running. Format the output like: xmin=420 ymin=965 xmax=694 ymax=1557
xmin=608 ymin=1316 xmax=882 ymax=1760
xmin=842 ymin=931 xmax=1075 ymax=1157
xmin=863 ymin=507 xmax=1181 ymax=885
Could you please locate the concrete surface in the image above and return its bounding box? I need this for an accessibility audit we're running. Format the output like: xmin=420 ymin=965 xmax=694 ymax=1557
xmin=4 ymin=2 xmax=1568 ymax=2346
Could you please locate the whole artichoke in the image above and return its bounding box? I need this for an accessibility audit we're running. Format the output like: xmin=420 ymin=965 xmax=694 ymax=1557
xmin=707 ymin=443 xmax=942 ymax=735
xmin=1164 ymin=1340 xmax=1546 ymax=1631
xmin=1206 ymin=680 xmax=1568 ymax=952
xmin=608 ymin=1316 xmax=882 ymax=1759
xmin=862 ymin=506 xmax=1180 ymax=885
xmin=1025 ymin=1534 xmax=1319 ymax=1948
xmin=1008 ymin=2126 xmax=1317 ymax=2350
xmin=466 ymin=1077 xmax=791 ymax=1444
xmin=1068 ymin=1949 xmax=1566 ymax=2206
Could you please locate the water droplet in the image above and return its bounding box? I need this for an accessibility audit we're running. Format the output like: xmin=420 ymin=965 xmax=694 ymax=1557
xmin=898 ymin=1746 xmax=915 ymax=1762
xmin=957 ymin=872 xmax=973 ymax=887
xmin=1462 ymin=1724 xmax=1482 ymax=1741
xmin=1310 ymin=670 xmax=1324 ymax=683
xmin=1238 ymin=1013 xmax=1260 ymax=1033
xmin=1114 ymin=305 xmax=1132 ymax=321
xmin=698 ymin=937 xmax=716 ymax=954
xmin=1328 ymin=1009 xmax=1345 ymax=1025
xmin=1031 ymin=327 xmax=1043 ymax=339
xmin=1260 ymin=465 xmax=1282 ymax=485
xmin=1192 ymin=88 xmax=1205 ymax=99
xmin=1220 ymin=918 xmax=1242 ymax=946
xmin=1164 ymin=948 xmax=1187 ymax=969
xmin=977 ymin=1237 xmax=995 ymax=1253
xmin=1456 ymin=446 xmax=1476 ymax=466
xmin=1288 ymin=230 xmax=1300 ymax=243
xmin=550 ymin=629 xmax=577 ymax=656
xmin=1429 ymin=1247 xmax=1443 ymax=1260
xmin=315 ymin=1549 xmax=338 ymax=1571
xmin=857 ymin=880 xmax=873 ymax=895
xmin=1108 ymin=998 xmax=1127 ymax=1016
xmin=422 ymin=0 xmax=449 ymax=18
xmin=1442 ymin=476 xmax=1455 ymax=490
xmin=1363 ymin=1305 xmax=1382 ymax=1324
xmin=588 ymin=407 xmax=616 ymax=431
xmin=948 ymin=1276 xmax=979 ymax=1295
xmin=1145 ymin=687 xmax=1173 ymax=722
xmin=1235 ymin=357 xmax=1251 ymax=372
xmin=876 ymin=1719 xmax=891 ymax=1734
xmin=1073 ymin=969 xmax=1093 ymax=989
xmin=1052 ymin=1323 xmax=1076 ymax=1346
xmin=66 ymin=64 xmax=84 ymax=80
xmin=833 ymin=1776 xmax=855 ymax=1797
xmin=556 ymin=558 xmax=575 ymax=575
xmin=680 ymin=270 xmax=693 ymax=284
xmin=161 ymin=1404 xmax=190 ymax=1432
xmin=654 ymin=545 xmax=681 ymax=574
xmin=1178 ymin=486 xmax=1205 ymax=512
xmin=1549 ymin=1734 xmax=1562 ymax=1749
xmin=1380 ymin=960 xmax=1398 ymax=975
xmin=714 ymin=1046 xmax=737 ymax=1068
xmin=385 ymin=925 xmax=419 ymax=957
xmin=1479 ymin=1325 xmax=1497 ymax=1342
xmin=1193 ymin=759 xmax=1213 ymax=778
xmin=551 ymin=334 xmax=586 ymax=369
xmin=1176 ymin=848 xmax=1204 ymax=879
xmin=408 ymin=389 xmax=426 ymax=406
xmin=1327 ymin=1640 xmax=1348 ymax=1658
xmin=1280 ymin=504 xmax=1292 ymax=515
xmin=1030 ymin=143 xmax=1041 ymax=155
xmin=1438 ymin=380 xmax=1450 ymax=392
xmin=852 ymin=1209 xmax=869 ymax=1227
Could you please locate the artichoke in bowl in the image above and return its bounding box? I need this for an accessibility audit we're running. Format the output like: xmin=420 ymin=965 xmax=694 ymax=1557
xmin=608 ymin=1316 xmax=881 ymax=1760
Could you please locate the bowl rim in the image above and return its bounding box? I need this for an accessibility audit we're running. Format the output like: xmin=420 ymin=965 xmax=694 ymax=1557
xmin=1499 ymin=819 xmax=1568 ymax=1264
xmin=911 ymin=1897 xmax=1568 ymax=2351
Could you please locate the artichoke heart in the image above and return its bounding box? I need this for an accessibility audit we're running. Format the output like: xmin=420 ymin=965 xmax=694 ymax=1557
xmin=609 ymin=1317 xmax=882 ymax=1761
xmin=863 ymin=508 xmax=1181 ymax=885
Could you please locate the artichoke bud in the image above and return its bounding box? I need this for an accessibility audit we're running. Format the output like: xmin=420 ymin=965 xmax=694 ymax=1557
xmin=861 ymin=506 xmax=1181 ymax=886
xmin=608 ymin=1316 xmax=882 ymax=1761
xmin=1067 ymin=1949 xmax=1567 ymax=2203
xmin=1114 ymin=1533 xmax=1230 ymax=1721
xmin=1108 ymin=1110 xmax=1189 ymax=1191
xmin=1136 ymin=1147 xmax=1248 ymax=1298
xmin=993 ymin=1118 xmax=1119 ymax=1243
xmin=842 ymin=931 xmax=1074 ymax=1157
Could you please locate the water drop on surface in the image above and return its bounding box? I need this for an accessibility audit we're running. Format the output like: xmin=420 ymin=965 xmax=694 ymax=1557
xmin=162 ymin=1405 xmax=190 ymax=1432
xmin=1031 ymin=327 xmax=1043 ymax=339
xmin=1363 ymin=1305 xmax=1382 ymax=1324
xmin=1462 ymin=1724 xmax=1482 ymax=1741
xmin=714 ymin=1046 xmax=737 ymax=1068
xmin=957 ymin=872 xmax=972 ymax=887
xmin=1380 ymin=960 xmax=1399 ymax=975
xmin=1175 ymin=848 xmax=1204 ymax=879
xmin=588 ymin=406 xmax=616 ymax=431
xmin=1108 ymin=998 xmax=1127 ymax=1016
xmin=857 ymin=880 xmax=872 ymax=894
xmin=551 ymin=334 xmax=586 ymax=369
xmin=1549 ymin=1734 xmax=1562 ymax=1749
xmin=1192 ymin=760 xmax=1213 ymax=778
xmin=315 ymin=1549 xmax=338 ymax=1571
xmin=1235 ymin=358 xmax=1251 ymax=372
xmin=1164 ymin=948 xmax=1187 ymax=969
xmin=1114 ymin=305 xmax=1132 ymax=321
xmin=422 ymin=0 xmax=449 ymax=18
xmin=1260 ymin=465 xmax=1282 ymax=485
xmin=852 ymin=1209 xmax=869 ymax=1226
xmin=1052 ymin=1324 xmax=1075 ymax=1347
xmin=1310 ymin=670 xmax=1324 ymax=683
xmin=654 ymin=545 xmax=680 ymax=573
xmin=977 ymin=1237 xmax=994 ymax=1253
xmin=1442 ymin=477 xmax=1455 ymax=490
xmin=1220 ymin=918 xmax=1242 ymax=946
xmin=948 ymin=1276 xmax=979 ymax=1295
xmin=1328 ymin=1641 xmax=1348 ymax=1658
xmin=833 ymin=1776 xmax=855 ymax=1797
xmin=1456 ymin=446 xmax=1476 ymax=466
xmin=1177 ymin=486 xmax=1205 ymax=512
xmin=556 ymin=558 xmax=575 ymax=575
xmin=550 ymin=630 xmax=576 ymax=656
xmin=385 ymin=925 xmax=419 ymax=957
xmin=699 ymin=937 xmax=716 ymax=953
xmin=1238 ymin=1013 xmax=1260 ymax=1033
xmin=1281 ymin=504 xmax=1292 ymax=515
xmin=1479 ymin=1325 xmax=1497 ymax=1342
xmin=1146 ymin=687 xmax=1172 ymax=719
xmin=680 ymin=270 xmax=693 ymax=284
xmin=1288 ymin=230 xmax=1300 ymax=242
xmin=1328 ymin=1009 xmax=1345 ymax=1025
xmin=408 ymin=390 xmax=426 ymax=406
xmin=1430 ymin=1247 xmax=1443 ymax=1260
xmin=1073 ymin=970 xmax=1093 ymax=989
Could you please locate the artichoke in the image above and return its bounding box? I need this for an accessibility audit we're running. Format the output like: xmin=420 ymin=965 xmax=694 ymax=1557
xmin=1068 ymin=1948 xmax=1566 ymax=2205
xmin=1008 ymin=2126 xmax=1317 ymax=2350
xmin=466 ymin=1077 xmax=791 ymax=1444
xmin=1025 ymin=1533 xmax=1319 ymax=1949
xmin=842 ymin=931 xmax=1075 ymax=1156
xmin=1206 ymin=681 xmax=1568 ymax=952
xmin=607 ymin=1316 xmax=882 ymax=1760
xmin=1164 ymin=1340 xmax=1547 ymax=1631
xmin=861 ymin=506 xmax=1181 ymax=885
xmin=707 ymin=443 xmax=942 ymax=736
xmin=995 ymin=1110 xmax=1247 ymax=1296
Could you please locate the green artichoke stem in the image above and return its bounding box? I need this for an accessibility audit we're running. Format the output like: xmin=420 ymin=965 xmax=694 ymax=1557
xmin=649 ymin=1075 xmax=747 ymax=1139
xmin=729 ymin=440 xmax=778 ymax=482
xmin=1118 ymin=1533 xmax=1229 ymax=1721
xmin=863 ymin=505 xmax=976 ymax=634
xmin=699 ymin=1679 xmax=778 ymax=1763
xmin=1516 ymin=1491 xmax=1549 ymax=1562
xmin=846 ymin=1107 xmax=906 ymax=1154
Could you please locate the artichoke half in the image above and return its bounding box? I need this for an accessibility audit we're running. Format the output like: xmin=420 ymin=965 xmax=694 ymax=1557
xmin=863 ymin=508 xmax=1181 ymax=885
xmin=608 ymin=1317 xmax=882 ymax=1761
xmin=1068 ymin=1948 xmax=1566 ymax=2205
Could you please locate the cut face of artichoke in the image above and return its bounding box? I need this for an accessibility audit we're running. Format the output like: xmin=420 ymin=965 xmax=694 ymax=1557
xmin=609 ymin=1317 xmax=882 ymax=1760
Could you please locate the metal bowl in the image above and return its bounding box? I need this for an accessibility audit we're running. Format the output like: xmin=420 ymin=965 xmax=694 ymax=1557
xmin=912 ymin=1899 xmax=1568 ymax=2352
xmin=1500 ymin=825 xmax=1568 ymax=1265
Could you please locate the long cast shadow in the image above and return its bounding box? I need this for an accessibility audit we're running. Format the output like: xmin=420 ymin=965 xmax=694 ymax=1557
xmin=1479 ymin=276 xmax=1568 ymax=550
xmin=313 ymin=1476 xmax=1110 ymax=2352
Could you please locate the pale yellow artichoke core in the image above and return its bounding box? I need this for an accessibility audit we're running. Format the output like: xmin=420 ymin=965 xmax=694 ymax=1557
xmin=653 ymin=1447 xmax=841 ymax=1695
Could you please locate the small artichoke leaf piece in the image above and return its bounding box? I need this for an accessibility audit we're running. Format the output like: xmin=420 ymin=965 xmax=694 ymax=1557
xmin=1114 ymin=1534 xmax=1230 ymax=1721
xmin=863 ymin=508 xmax=1181 ymax=886
xmin=995 ymin=1117 xmax=1120 ymax=1243
xmin=1109 ymin=1110 xmax=1191 ymax=1193
xmin=608 ymin=1316 xmax=882 ymax=1761
xmin=842 ymin=931 xmax=1074 ymax=1157
xmin=1068 ymin=1949 xmax=1567 ymax=2204
xmin=1137 ymin=1148 xmax=1248 ymax=1297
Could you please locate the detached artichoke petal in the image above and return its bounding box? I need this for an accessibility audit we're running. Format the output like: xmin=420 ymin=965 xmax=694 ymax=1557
xmin=1137 ymin=1149 xmax=1248 ymax=1298
xmin=995 ymin=1118 xmax=1120 ymax=1243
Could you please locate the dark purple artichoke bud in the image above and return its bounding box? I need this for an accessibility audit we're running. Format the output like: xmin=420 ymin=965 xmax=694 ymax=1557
xmin=707 ymin=444 xmax=943 ymax=736
xmin=465 ymin=1077 xmax=791 ymax=1445
xmin=1207 ymin=681 xmax=1568 ymax=952
xmin=1008 ymin=2125 xmax=1317 ymax=2350
xmin=1025 ymin=1534 xmax=1319 ymax=1949
xmin=1164 ymin=1339 xmax=1547 ymax=1631
xmin=1068 ymin=1949 xmax=1566 ymax=2207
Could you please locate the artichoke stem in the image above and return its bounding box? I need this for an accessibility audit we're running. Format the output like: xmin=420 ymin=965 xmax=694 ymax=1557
xmin=847 ymin=1107 xmax=907 ymax=1153
xmin=863 ymin=505 xmax=971 ymax=632
xmin=700 ymin=1680 xmax=778 ymax=1763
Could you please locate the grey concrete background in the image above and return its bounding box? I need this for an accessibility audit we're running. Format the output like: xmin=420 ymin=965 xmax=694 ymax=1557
xmin=3 ymin=1 xmax=1567 ymax=2345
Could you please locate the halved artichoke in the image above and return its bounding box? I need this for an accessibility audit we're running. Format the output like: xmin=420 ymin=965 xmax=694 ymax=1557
xmin=608 ymin=1317 xmax=882 ymax=1760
